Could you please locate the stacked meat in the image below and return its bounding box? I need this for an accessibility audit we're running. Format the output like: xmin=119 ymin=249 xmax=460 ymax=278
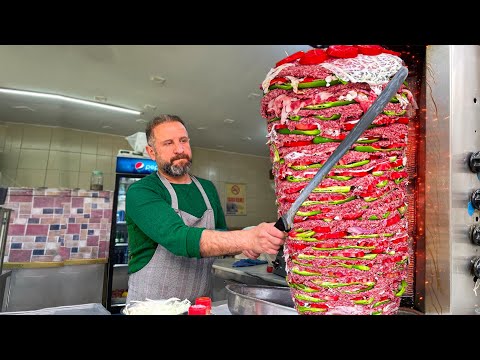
xmin=260 ymin=45 xmax=416 ymax=315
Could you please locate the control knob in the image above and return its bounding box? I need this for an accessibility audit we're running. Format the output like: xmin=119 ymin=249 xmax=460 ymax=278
xmin=469 ymin=151 xmax=480 ymax=173
xmin=471 ymin=226 xmax=480 ymax=245
xmin=470 ymin=189 xmax=480 ymax=210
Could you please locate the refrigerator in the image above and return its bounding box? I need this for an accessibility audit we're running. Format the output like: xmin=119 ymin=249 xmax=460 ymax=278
xmin=103 ymin=150 xmax=157 ymax=313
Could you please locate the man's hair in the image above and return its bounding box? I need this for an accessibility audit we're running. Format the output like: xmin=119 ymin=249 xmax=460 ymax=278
xmin=146 ymin=114 xmax=186 ymax=146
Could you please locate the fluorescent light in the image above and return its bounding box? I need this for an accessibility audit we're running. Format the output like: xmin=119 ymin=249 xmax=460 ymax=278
xmin=0 ymin=87 xmax=142 ymax=115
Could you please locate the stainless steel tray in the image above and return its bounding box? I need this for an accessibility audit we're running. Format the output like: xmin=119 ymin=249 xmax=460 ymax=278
xmin=225 ymin=284 xmax=423 ymax=315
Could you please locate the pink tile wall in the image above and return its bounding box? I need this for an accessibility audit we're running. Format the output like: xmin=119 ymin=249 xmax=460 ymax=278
xmin=3 ymin=188 xmax=113 ymax=262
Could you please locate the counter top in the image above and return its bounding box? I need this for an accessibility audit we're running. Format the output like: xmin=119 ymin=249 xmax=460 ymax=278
xmin=212 ymin=257 xmax=287 ymax=286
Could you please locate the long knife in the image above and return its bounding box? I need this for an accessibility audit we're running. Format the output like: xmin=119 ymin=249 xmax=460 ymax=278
xmin=274 ymin=66 xmax=409 ymax=232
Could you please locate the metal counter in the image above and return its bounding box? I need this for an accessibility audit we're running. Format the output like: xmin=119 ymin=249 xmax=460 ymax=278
xmin=212 ymin=257 xmax=287 ymax=286
xmin=0 ymin=270 xmax=11 ymax=312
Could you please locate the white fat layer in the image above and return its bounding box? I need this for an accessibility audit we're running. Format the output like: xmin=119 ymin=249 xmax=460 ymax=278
xmin=262 ymin=63 xmax=295 ymax=94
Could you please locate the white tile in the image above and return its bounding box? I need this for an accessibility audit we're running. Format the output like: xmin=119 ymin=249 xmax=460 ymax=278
xmin=96 ymin=155 xmax=113 ymax=174
xmin=47 ymin=151 xmax=81 ymax=171
xmin=51 ymin=128 xmax=82 ymax=152
xmin=80 ymin=153 xmax=97 ymax=172
xmin=45 ymin=170 xmax=60 ymax=188
xmin=81 ymin=132 xmax=98 ymax=154
xmin=0 ymin=148 xmax=20 ymax=169
xmin=18 ymin=149 xmax=49 ymax=170
xmin=15 ymin=169 xmax=46 ymax=187
xmin=5 ymin=124 xmax=23 ymax=149
xmin=59 ymin=171 xmax=79 ymax=188
xmin=21 ymin=125 xmax=52 ymax=150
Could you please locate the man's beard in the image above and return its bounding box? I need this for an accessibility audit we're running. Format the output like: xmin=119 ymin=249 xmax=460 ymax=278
xmin=160 ymin=154 xmax=192 ymax=177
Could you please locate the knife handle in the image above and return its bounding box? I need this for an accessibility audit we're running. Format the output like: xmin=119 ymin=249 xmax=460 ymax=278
xmin=274 ymin=217 xmax=289 ymax=232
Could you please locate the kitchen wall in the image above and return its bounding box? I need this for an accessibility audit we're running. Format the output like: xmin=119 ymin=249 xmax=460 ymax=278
xmin=0 ymin=122 xmax=278 ymax=228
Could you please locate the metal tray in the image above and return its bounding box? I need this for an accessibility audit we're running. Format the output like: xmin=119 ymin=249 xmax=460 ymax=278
xmin=225 ymin=284 xmax=423 ymax=315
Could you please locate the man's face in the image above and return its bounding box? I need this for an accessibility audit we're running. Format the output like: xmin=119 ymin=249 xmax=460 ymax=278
xmin=146 ymin=121 xmax=192 ymax=177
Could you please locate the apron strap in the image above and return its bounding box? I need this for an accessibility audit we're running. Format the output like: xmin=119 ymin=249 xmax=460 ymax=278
xmin=190 ymin=175 xmax=213 ymax=210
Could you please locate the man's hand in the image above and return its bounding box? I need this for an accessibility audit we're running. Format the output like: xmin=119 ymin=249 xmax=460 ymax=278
xmin=243 ymin=222 xmax=286 ymax=255
xmin=242 ymin=250 xmax=261 ymax=259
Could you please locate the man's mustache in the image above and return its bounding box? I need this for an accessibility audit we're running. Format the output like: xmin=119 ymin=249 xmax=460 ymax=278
xmin=170 ymin=154 xmax=191 ymax=163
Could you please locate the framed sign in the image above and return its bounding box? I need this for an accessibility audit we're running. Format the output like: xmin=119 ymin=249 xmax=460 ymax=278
xmin=225 ymin=183 xmax=246 ymax=215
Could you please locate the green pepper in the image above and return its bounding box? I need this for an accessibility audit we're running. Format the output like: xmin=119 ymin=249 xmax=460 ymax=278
xmin=328 ymin=175 xmax=353 ymax=181
xmin=342 ymin=282 xmax=376 ymax=294
xmin=302 ymin=196 xmax=356 ymax=206
xmin=292 ymin=268 xmax=322 ymax=276
xmin=312 ymin=185 xmax=351 ymax=193
xmin=277 ymin=128 xmax=321 ymax=136
xmin=383 ymin=109 xmax=407 ymax=116
xmin=289 ymin=283 xmax=319 ymax=293
xmin=304 ymin=100 xmax=356 ymax=110
xmin=368 ymin=215 xmax=379 ymax=220
xmin=382 ymin=211 xmax=391 ymax=219
xmin=313 ymin=135 xmax=342 ymax=144
xmin=286 ymin=175 xmax=308 ymax=182
xmin=394 ymin=280 xmax=408 ymax=297
xmin=353 ymin=297 xmax=374 ymax=305
xmin=294 ymin=293 xmax=326 ymax=303
xmin=269 ymin=79 xmax=341 ymax=91
xmin=272 ymin=144 xmax=280 ymax=163
xmin=394 ymin=177 xmax=405 ymax=184
xmin=357 ymin=138 xmax=380 ymax=144
xmin=389 ymin=156 xmax=398 ymax=162
xmin=354 ymin=145 xmax=402 ymax=152
xmin=373 ymin=299 xmax=391 ymax=308
xmin=397 ymin=205 xmax=407 ymax=215
xmin=376 ymin=180 xmax=388 ymax=188
xmin=314 ymin=114 xmax=341 ymax=121
xmin=335 ymin=159 xmax=370 ymax=168
xmin=298 ymin=253 xmax=377 ymax=261
xmin=339 ymin=264 xmax=371 ymax=271
xmin=371 ymin=310 xmax=383 ymax=315
xmin=311 ymin=245 xmax=376 ymax=251
xmin=290 ymin=163 xmax=324 ymax=170
xmin=268 ymin=117 xmax=280 ymax=123
xmin=296 ymin=210 xmax=322 ymax=217
xmin=372 ymin=171 xmax=384 ymax=176
xmin=296 ymin=306 xmax=327 ymax=313
xmin=293 ymin=230 xmax=316 ymax=238
xmin=289 ymin=115 xmax=302 ymax=121
xmin=345 ymin=233 xmax=393 ymax=239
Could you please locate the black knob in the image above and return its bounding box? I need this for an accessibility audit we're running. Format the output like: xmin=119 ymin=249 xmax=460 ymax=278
xmin=469 ymin=152 xmax=480 ymax=173
xmin=471 ymin=189 xmax=480 ymax=210
xmin=471 ymin=257 xmax=480 ymax=278
xmin=472 ymin=226 xmax=480 ymax=245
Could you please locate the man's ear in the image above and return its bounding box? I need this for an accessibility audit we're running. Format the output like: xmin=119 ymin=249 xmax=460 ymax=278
xmin=145 ymin=145 xmax=156 ymax=161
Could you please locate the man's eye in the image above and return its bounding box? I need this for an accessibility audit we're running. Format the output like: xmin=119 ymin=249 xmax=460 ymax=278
xmin=163 ymin=141 xmax=173 ymax=146
xmin=181 ymin=138 xmax=189 ymax=143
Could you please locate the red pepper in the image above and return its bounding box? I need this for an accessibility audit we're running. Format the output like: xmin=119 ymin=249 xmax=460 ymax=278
xmin=275 ymin=51 xmax=305 ymax=67
xmin=390 ymin=171 xmax=408 ymax=181
xmin=284 ymin=184 xmax=306 ymax=194
xmin=397 ymin=246 xmax=409 ymax=252
xmin=298 ymin=48 xmax=328 ymax=65
xmin=385 ymin=213 xmax=401 ymax=227
xmin=392 ymin=235 xmax=409 ymax=244
xmin=312 ymin=226 xmax=332 ymax=233
xmin=329 ymin=170 xmax=370 ymax=177
xmin=300 ymin=77 xmax=316 ymax=83
xmin=275 ymin=124 xmax=288 ymax=129
xmin=309 ymin=303 xmax=329 ymax=310
xmin=342 ymin=211 xmax=364 ymax=220
xmin=294 ymin=123 xmax=317 ymax=131
xmin=283 ymin=140 xmax=312 ymax=147
xmin=355 ymin=45 xmax=384 ymax=56
xmin=327 ymin=45 xmax=359 ymax=58
xmin=397 ymin=117 xmax=409 ymax=124
xmin=314 ymin=231 xmax=348 ymax=240
xmin=269 ymin=77 xmax=288 ymax=85
xmin=289 ymin=242 xmax=309 ymax=251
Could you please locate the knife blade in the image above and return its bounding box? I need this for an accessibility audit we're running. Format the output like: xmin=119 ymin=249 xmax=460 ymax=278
xmin=274 ymin=66 xmax=409 ymax=232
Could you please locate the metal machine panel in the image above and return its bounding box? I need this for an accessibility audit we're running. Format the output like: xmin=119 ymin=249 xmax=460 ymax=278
xmin=426 ymin=45 xmax=480 ymax=314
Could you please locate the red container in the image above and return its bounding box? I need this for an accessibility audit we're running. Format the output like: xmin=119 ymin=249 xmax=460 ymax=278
xmin=195 ymin=297 xmax=212 ymax=314
xmin=188 ymin=304 xmax=207 ymax=315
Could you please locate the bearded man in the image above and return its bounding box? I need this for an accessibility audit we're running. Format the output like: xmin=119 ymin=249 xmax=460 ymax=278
xmin=125 ymin=114 xmax=285 ymax=303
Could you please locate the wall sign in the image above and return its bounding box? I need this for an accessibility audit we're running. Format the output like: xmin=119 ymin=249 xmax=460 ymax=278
xmin=226 ymin=183 xmax=246 ymax=215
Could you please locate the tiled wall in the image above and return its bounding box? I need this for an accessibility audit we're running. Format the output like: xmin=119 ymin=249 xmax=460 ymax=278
xmin=0 ymin=122 xmax=130 ymax=191
xmin=0 ymin=122 xmax=278 ymax=230
xmin=3 ymin=187 xmax=113 ymax=262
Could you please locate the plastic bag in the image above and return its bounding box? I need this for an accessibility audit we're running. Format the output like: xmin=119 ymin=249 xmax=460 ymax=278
xmin=126 ymin=132 xmax=148 ymax=155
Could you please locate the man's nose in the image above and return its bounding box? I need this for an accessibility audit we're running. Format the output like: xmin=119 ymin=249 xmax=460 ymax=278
xmin=174 ymin=142 xmax=185 ymax=153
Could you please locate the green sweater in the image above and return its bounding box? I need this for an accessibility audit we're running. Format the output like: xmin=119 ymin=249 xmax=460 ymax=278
xmin=125 ymin=173 xmax=227 ymax=274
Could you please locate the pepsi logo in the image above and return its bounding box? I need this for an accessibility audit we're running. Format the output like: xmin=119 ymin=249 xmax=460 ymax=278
xmin=134 ymin=162 xmax=145 ymax=170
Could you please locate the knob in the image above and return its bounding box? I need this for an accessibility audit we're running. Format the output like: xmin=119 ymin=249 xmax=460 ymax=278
xmin=471 ymin=257 xmax=480 ymax=278
xmin=471 ymin=189 xmax=480 ymax=210
xmin=469 ymin=152 xmax=480 ymax=173
xmin=472 ymin=226 xmax=480 ymax=245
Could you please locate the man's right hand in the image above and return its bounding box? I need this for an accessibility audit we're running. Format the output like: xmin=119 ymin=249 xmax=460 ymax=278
xmin=243 ymin=222 xmax=286 ymax=255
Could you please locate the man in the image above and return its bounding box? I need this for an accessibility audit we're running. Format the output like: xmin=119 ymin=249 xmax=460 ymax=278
xmin=125 ymin=114 xmax=285 ymax=303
